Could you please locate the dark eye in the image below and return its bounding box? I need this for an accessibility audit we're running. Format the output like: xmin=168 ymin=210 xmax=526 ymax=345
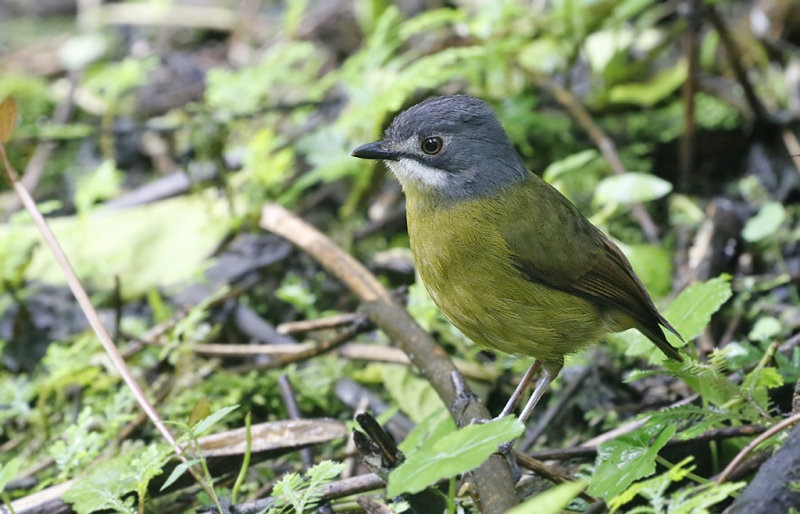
xmin=421 ymin=137 xmax=443 ymax=155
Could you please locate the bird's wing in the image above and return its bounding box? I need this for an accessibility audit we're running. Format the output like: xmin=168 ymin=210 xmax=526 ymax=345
xmin=501 ymin=175 xmax=683 ymax=361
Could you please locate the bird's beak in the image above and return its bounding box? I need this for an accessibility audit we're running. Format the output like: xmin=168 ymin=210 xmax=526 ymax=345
xmin=350 ymin=141 xmax=399 ymax=161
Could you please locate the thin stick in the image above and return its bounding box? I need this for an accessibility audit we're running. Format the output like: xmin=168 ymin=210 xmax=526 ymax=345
xmin=679 ymin=0 xmax=701 ymax=192
xmin=0 ymin=143 xmax=212 ymax=491
xmin=514 ymin=451 xmax=597 ymax=504
xmin=531 ymin=74 xmax=661 ymax=244
xmin=277 ymin=376 xmax=314 ymax=468
xmin=277 ymin=313 xmax=364 ymax=334
xmin=707 ymin=4 xmax=768 ymax=121
xmin=716 ymin=412 xmax=800 ymax=485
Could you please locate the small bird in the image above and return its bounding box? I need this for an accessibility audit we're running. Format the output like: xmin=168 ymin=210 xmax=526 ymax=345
xmin=351 ymin=95 xmax=682 ymax=424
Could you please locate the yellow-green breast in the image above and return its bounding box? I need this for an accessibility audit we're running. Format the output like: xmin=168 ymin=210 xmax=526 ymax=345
xmin=404 ymin=182 xmax=610 ymax=364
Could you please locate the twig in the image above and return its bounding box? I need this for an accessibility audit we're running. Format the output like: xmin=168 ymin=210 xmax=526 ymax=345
xmin=706 ymin=4 xmax=769 ymax=121
xmin=679 ymin=0 xmax=701 ymax=192
xmin=780 ymin=127 xmax=800 ymax=179
xmin=277 ymin=376 xmax=314 ymax=468
xmin=276 ymin=312 xmax=365 ymax=334
xmin=229 ymin=321 xmax=365 ymax=373
xmin=357 ymin=496 xmax=394 ymax=513
xmin=514 ymin=451 xmax=598 ymax=504
xmin=260 ymin=203 xmax=519 ymax=512
xmin=0 ymin=111 xmax=212 ymax=492
xmin=716 ymin=412 xmax=800 ymax=485
xmin=531 ymin=74 xmax=661 ymax=244
xmin=94 ymin=3 xmax=239 ymax=31
xmin=192 ymin=343 xmax=315 ymax=356
xmin=528 ymin=424 xmax=768 ymax=461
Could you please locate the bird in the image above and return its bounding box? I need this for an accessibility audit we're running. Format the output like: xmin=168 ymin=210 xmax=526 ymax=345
xmin=351 ymin=94 xmax=682 ymax=425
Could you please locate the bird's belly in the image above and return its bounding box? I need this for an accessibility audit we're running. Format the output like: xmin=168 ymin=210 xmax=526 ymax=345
xmin=412 ymin=234 xmax=607 ymax=362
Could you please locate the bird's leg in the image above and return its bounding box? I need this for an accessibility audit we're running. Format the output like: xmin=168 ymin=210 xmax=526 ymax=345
xmin=450 ymin=370 xmax=480 ymax=427
xmin=498 ymin=363 xmax=561 ymax=454
xmin=495 ymin=360 xmax=541 ymax=420
xmin=518 ymin=363 xmax=561 ymax=425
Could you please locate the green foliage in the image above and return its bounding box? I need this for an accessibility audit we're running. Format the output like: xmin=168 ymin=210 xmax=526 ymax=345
xmin=508 ymin=479 xmax=587 ymax=514
xmin=63 ymin=454 xmax=139 ymax=514
xmin=594 ymin=172 xmax=673 ymax=207
xmin=742 ymin=202 xmax=786 ymax=243
xmin=0 ymin=196 xmax=231 ymax=297
xmin=380 ymin=364 xmax=446 ymax=424
xmin=268 ymin=460 xmax=346 ymax=514
xmin=2 ymin=0 xmax=797 ymax=511
xmin=608 ymin=457 xmax=744 ymax=513
xmin=74 ymin=159 xmax=123 ymax=214
xmin=387 ymin=416 xmax=524 ymax=497
xmin=84 ymin=56 xmax=157 ymax=114
xmin=588 ymin=421 xmax=676 ymax=498
xmin=613 ymin=274 xmax=733 ymax=364
xmin=607 ymin=59 xmax=687 ymax=106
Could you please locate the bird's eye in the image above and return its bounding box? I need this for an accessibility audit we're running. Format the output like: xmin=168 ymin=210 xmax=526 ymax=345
xmin=421 ymin=137 xmax=443 ymax=155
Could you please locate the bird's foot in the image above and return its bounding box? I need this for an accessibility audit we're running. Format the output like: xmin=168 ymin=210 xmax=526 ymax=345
xmin=450 ymin=370 xmax=481 ymax=426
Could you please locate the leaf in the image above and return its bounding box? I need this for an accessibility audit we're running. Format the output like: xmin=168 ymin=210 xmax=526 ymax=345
xmin=508 ymin=480 xmax=587 ymax=514
xmin=594 ymin=172 xmax=673 ymax=206
xmin=381 ymin=365 xmax=446 ymax=424
xmin=188 ymin=398 xmax=213 ymax=428
xmin=542 ymin=149 xmax=599 ymax=183
xmin=587 ymin=422 xmax=676 ymax=499
xmin=397 ymin=408 xmax=455 ymax=454
xmin=748 ymin=316 xmax=782 ymax=342
xmin=742 ymin=202 xmax=785 ymax=242
xmin=0 ymin=457 xmax=22 ymax=492
xmin=614 ymin=274 xmax=732 ymax=364
xmin=620 ymin=243 xmax=672 ymax=299
xmin=74 ymin=159 xmax=123 ymax=213
xmin=1 ymin=194 xmax=231 ymax=297
xmin=608 ymin=59 xmax=687 ymax=106
xmin=190 ymin=404 xmax=239 ymax=437
xmin=63 ymin=455 xmax=139 ymax=514
xmin=160 ymin=458 xmax=203 ymax=491
xmin=0 ymin=96 xmax=17 ymax=143
xmin=518 ymin=37 xmax=568 ymax=74
xmin=387 ymin=416 xmax=524 ymax=497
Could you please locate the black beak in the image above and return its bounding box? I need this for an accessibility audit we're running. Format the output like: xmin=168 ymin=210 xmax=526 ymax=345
xmin=351 ymin=141 xmax=398 ymax=161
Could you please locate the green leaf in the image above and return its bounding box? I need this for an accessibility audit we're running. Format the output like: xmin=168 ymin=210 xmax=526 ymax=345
xmin=620 ymin=243 xmax=672 ymax=299
xmin=608 ymin=59 xmax=687 ymax=106
xmin=160 ymin=459 xmax=203 ymax=491
xmin=397 ymin=408 xmax=455 ymax=454
xmin=594 ymin=172 xmax=673 ymax=206
xmin=1 ymin=195 xmax=231 ymax=297
xmin=381 ymin=365 xmax=446 ymax=424
xmin=190 ymin=404 xmax=239 ymax=437
xmin=387 ymin=416 xmax=524 ymax=497
xmin=74 ymin=159 xmax=123 ymax=214
xmin=0 ymin=457 xmax=22 ymax=492
xmin=742 ymin=202 xmax=785 ymax=242
xmin=518 ymin=37 xmax=568 ymax=74
xmin=63 ymin=455 xmax=139 ymax=514
xmin=508 ymin=480 xmax=587 ymax=514
xmin=542 ymin=149 xmax=599 ymax=183
xmin=588 ymin=422 xmax=676 ymax=499
xmin=748 ymin=316 xmax=782 ymax=342
xmin=614 ymin=274 xmax=732 ymax=364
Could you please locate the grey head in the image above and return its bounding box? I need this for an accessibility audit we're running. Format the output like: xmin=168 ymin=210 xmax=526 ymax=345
xmin=351 ymin=95 xmax=528 ymax=201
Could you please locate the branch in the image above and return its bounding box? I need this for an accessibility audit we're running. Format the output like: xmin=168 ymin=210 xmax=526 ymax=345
xmin=531 ymin=74 xmax=661 ymax=244
xmin=260 ymin=203 xmax=519 ymax=511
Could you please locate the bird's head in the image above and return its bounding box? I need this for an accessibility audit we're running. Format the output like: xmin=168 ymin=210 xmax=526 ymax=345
xmin=351 ymin=95 xmax=527 ymax=201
